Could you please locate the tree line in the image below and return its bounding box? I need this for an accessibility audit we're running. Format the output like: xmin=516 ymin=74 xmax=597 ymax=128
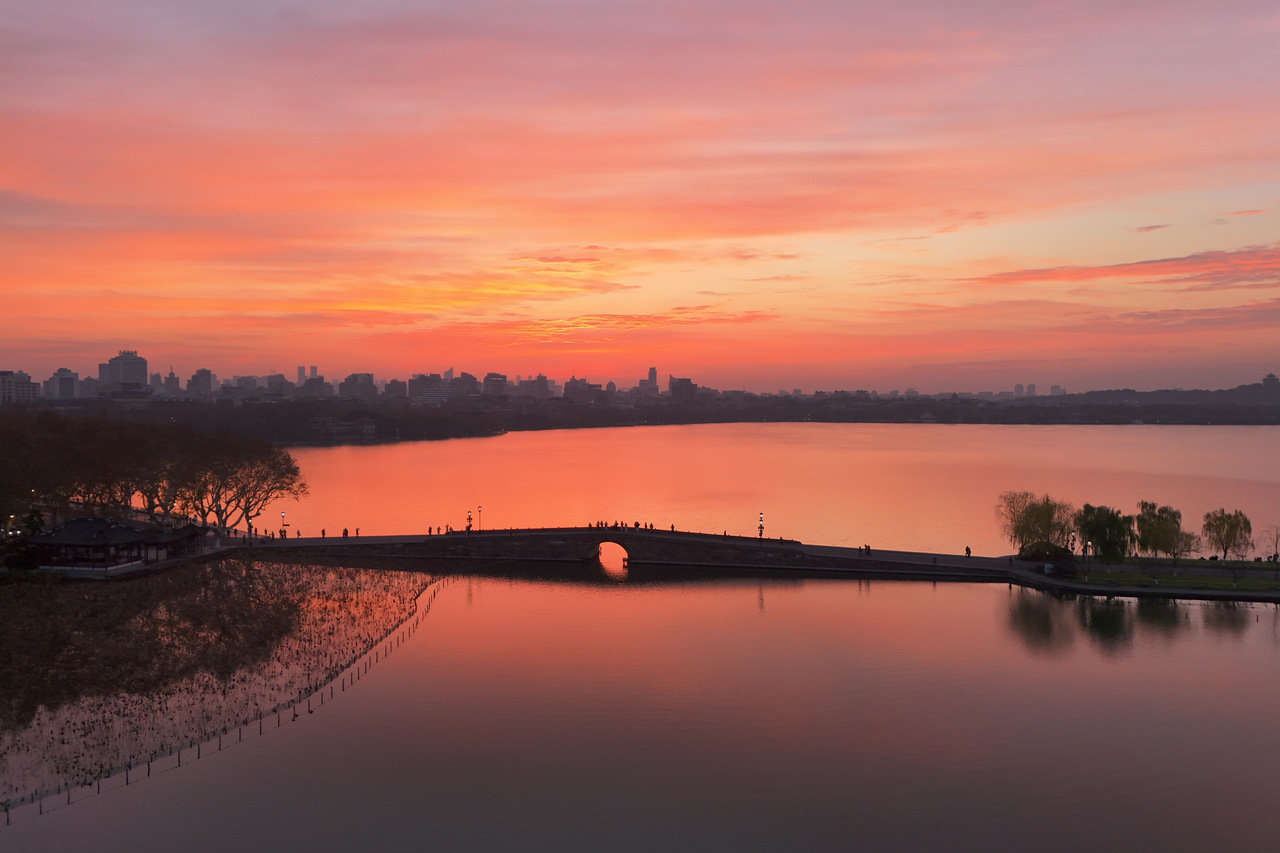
xmin=996 ymin=490 xmax=1278 ymax=564
xmin=0 ymin=410 xmax=307 ymax=537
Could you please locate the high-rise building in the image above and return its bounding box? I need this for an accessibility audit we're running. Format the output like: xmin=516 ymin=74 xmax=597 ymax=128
xmin=43 ymin=367 xmax=79 ymax=399
xmin=338 ymin=373 xmax=377 ymax=399
xmin=0 ymin=370 xmax=39 ymax=405
xmin=1014 ymin=383 xmax=1024 ymax=397
xmin=482 ymin=373 xmax=508 ymax=396
xmin=298 ymin=366 xmax=306 ymax=385
xmin=188 ymin=368 xmax=214 ymax=397
xmin=637 ymin=366 xmax=660 ymax=396
xmin=668 ymin=375 xmax=696 ymax=401
xmin=98 ymin=350 xmax=148 ymax=394
xmin=1025 ymin=384 xmax=1036 ymax=397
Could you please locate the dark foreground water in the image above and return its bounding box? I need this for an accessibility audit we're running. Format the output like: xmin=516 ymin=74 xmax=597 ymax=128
xmin=6 ymin=569 xmax=1280 ymax=852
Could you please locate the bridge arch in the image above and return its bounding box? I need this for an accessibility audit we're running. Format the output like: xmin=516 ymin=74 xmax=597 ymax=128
xmin=597 ymin=540 xmax=628 ymax=580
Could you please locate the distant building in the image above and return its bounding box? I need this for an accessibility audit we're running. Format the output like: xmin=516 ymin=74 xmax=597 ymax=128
xmin=668 ymin=375 xmax=696 ymax=401
xmin=1014 ymin=383 xmax=1024 ymax=397
xmin=1050 ymin=385 xmax=1066 ymax=396
xmin=383 ymin=379 xmax=407 ymax=398
xmin=1025 ymin=383 xmax=1036 ymax=397
xmin=409 ymin=373 xmax=444 ymax=398
xmin=637 ymin=366 xmax=660 ymax=396
xmin=188 ymin=368 xmax=214 ymax=397
xmin=297 ymin=366 xmax=306 ymax=385
xmin=449 ymin=372 xmax=478 ymax=396
xmin=563 ymin=376 xmax=603 ymax=402
xmin=43 ymin=367 xmax=80 ymax=400
xmin=164 ymin=369 xmax=181 ymax=395
xmin=515 ymin=374 xmax=552 ymax=399
xmin=298 ymin=376 xmax=333 ymax=398
xmin=98 ymin=350 xmax=148 ymax=395
xmin=338 ymin=373 xmax=377 ymax=399
xmin=264 ymin=374 xmax=294 ymax=396
xmin=0 ymin=370 xmax=39 ymax=405
xmin=482 ymin=372 xmax=508 ymax=397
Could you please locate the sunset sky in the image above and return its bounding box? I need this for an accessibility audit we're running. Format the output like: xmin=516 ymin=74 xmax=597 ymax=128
xmin=3 ymin=0 xmax=1278 ymax=393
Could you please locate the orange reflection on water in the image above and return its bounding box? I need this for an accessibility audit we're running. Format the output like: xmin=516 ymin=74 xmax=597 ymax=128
xmin=267 ymin=423 xmax=1280 ymax=557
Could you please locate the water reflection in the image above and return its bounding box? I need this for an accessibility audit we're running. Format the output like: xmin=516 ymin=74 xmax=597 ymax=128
xmin=1135 ymin=598 xmax=1185 ymax=637
xmin=1203 ymin=601 xmax=1251 ymax=636
xmin=597 ymin=542 xmax=628 ymax=580
xmin=1007 ymin=589 xmax=1075 ymax=655
xmin=0 ymin=559 xmax=432 ymax=811
xmin=1076 ymin=598 xmax=1134 ymax=654
xmin=1007 ymin=587 xmax=1274 ymax=656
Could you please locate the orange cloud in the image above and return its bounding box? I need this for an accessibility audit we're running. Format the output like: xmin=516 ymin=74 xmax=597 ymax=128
xmin=964 ymin=245 xmax=1280 ymax=293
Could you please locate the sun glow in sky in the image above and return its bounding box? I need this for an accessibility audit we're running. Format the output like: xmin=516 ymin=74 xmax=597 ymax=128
xmin=3 ymin=0 xmax=1279 ymax=392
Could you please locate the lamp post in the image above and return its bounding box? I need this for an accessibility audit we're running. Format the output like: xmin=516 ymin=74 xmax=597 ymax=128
xmin=758 ymin=512 xmax=764 ymax=539
xmin=281 ymin=511 xmax=286 ymax=536
xmin=479 ymin=505 xmax=483 ymax=531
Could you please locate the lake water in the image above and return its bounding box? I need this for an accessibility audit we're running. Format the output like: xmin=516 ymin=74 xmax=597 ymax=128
xmin=268 ymin=423 xmax=1280 ymax=558
xmin=5 ymin=424 xmax=1280 ymax=851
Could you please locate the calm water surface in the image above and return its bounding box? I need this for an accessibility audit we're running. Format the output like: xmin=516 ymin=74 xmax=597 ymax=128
xmin=265 ymin=423 xmax=1280 ymax=556
xmin=6 ymin=424 xmax=1280 ymax=851
xmin=6 ymin=576 xmax=1280 ymax=852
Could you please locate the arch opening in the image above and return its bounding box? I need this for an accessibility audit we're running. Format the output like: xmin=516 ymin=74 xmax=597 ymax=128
xmin=598 ymin=541 xmax=628 ymax=580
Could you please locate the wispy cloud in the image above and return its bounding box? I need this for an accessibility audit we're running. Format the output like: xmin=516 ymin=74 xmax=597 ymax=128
xmin=964 ymin=245 xmax=1280 ymax=293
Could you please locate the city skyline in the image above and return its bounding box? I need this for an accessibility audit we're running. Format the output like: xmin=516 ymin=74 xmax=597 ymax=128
xmin=4 ymin=1 xmax=1279 ymax=392
xmin=3 ymin=348 xmax=1078 ymax=401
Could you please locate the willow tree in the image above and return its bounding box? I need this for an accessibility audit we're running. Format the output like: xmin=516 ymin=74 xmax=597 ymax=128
xmin=1135 ymin=501 xmax=1184 ymax=559
xmin=996 ymin=491 xmax=1075 ymax=553
xmin=1202 ymin=509 xmax=1253 ymax=562
xmin=1074 ymin=504 xmax=1134 ymax=564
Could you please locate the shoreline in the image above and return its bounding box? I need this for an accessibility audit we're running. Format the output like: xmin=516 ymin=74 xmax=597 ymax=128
xmin=149 ymin=528 xmax=1280 ymax=604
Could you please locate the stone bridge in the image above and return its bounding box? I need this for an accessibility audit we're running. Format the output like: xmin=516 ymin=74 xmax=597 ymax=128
xmin=278 ymin=527 xmax=813 ymax=569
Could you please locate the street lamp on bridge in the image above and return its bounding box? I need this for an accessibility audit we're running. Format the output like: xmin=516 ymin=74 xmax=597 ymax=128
xmin=479 ymin=505 xmax=483 ymax=531
xmin=758 ymin=512 xmax=764 ymax=539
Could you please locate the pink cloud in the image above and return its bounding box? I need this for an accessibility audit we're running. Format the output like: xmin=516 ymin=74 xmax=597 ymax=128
xmin=965 ymin=244 xmax=1280 ymax=293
